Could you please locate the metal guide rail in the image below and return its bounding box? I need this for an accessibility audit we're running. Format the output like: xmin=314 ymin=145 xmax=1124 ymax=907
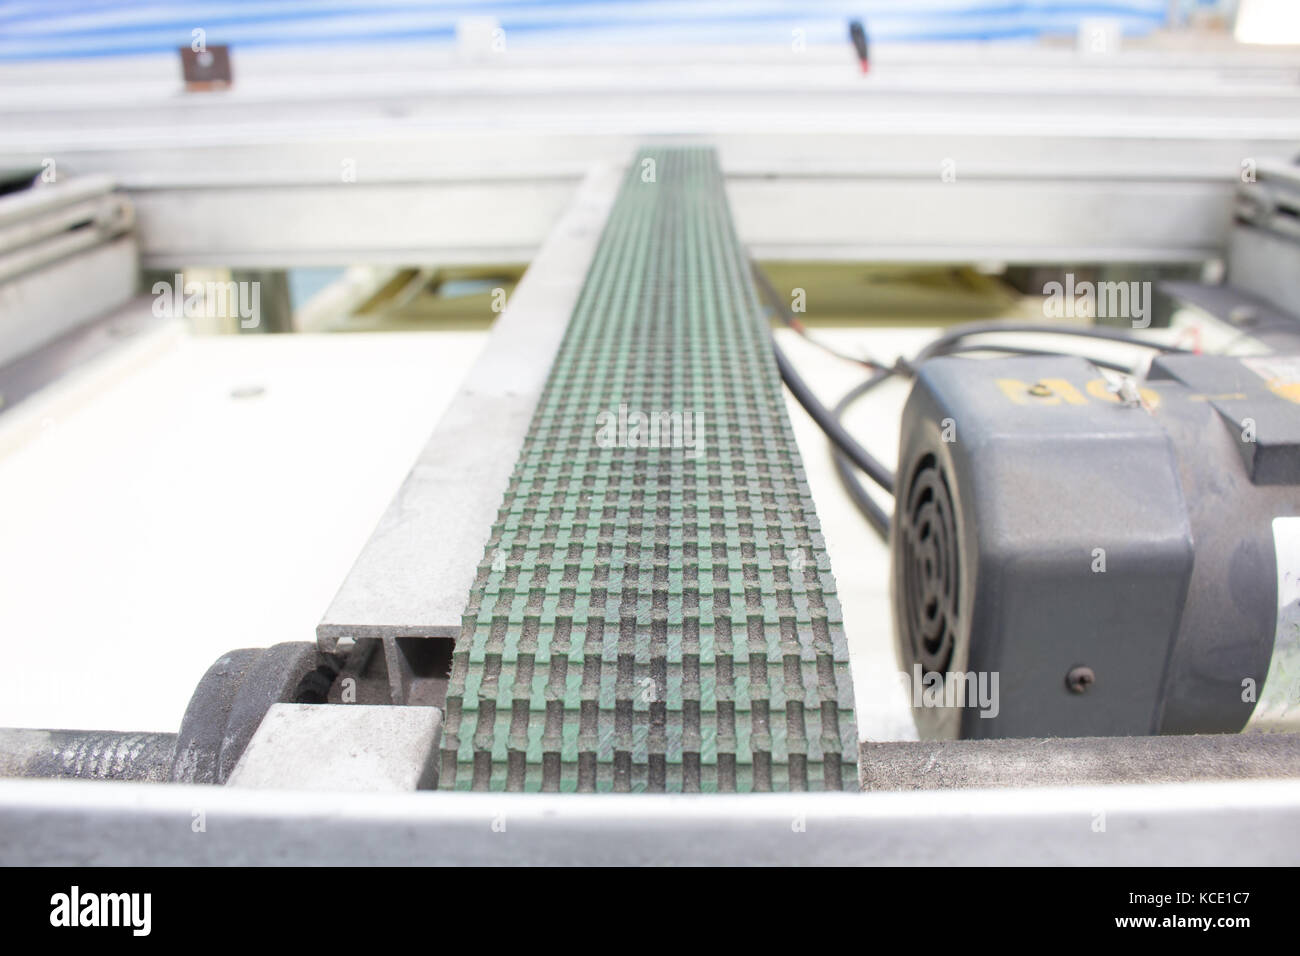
xmin=439 ymin=146 xmax=858 ymax=792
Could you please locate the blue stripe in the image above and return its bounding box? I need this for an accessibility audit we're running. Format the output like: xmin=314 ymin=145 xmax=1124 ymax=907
xmin=0 ymin=1 xmax=1173 ymax=62
xmin=0 ymin=0 xmax=1170 ymax=31
xmin=0 ymin=6 xmax=1167 ymax=40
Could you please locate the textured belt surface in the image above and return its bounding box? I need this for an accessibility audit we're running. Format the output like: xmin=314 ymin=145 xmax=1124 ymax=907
xmin=439 ymin=146 xmax=857 ymax=792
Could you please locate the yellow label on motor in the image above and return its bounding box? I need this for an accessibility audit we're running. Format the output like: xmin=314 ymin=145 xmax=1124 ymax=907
xmin=996 ymin=377 xmax=1160 ymax=409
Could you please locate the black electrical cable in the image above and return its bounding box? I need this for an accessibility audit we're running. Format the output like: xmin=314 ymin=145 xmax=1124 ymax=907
xmin=751 ymin=262 xmax=889 ymax=371
xmin=911 ymin=320 xmax=1194 ymax=364
xmin=756 ymin=255 xmax=1198 ymax=541
xmin=823 ymin=346 xmax=1130 ymax=543
xmin=825 ymin=318 xmax=1191 ymax=438
xmin=772 ymin=339 xmax=897 ymax=497
xmin=755 ymin=260 xmax=898 ymax=541
xmin=833 ymin=464 xmax=891 ymax=542
xmin=930 ymin=343 xmax=1134 ymax=372
xmin=828 ymin=368 xmax=894 ymax=542
xmin=824 ymin=333 xmax=1164 ymax=538
xmin=754 ymin=260 xmax=898 ymax=503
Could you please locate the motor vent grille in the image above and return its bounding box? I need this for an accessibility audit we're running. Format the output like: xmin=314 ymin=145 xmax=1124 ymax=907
xmin=898 ymin=453 xmax=960 ymax=676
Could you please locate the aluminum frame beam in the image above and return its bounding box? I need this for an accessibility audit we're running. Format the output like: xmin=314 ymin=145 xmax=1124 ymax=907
xmin=1 ymin=776 xmax=1297 ymax=865
xmin=316 ymin=162 xmax=623 ymax=650
xmin=3 ymin=46 xmax=1298 ymax=268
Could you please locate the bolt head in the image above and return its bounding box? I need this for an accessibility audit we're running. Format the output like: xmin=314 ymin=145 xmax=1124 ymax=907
xmin=1066 ymin=666 xmax=1095 ymax=694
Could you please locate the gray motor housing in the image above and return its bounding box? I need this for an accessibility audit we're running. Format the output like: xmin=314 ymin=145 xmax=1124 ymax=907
xmin=892 ymin=353 xmax=1300 ymax=739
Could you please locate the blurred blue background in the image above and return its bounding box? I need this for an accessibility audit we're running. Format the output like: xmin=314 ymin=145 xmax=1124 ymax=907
xmin=0 ymin=1 xmax=1237 ymax=62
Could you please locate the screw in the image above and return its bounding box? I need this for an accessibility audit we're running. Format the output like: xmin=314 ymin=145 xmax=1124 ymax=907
xmin=1066 ymin=666 xmax=1095 ymax=694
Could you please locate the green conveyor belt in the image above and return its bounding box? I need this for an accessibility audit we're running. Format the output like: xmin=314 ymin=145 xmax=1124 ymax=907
xmin=439 ymin=146 xmax=858 ymax=792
